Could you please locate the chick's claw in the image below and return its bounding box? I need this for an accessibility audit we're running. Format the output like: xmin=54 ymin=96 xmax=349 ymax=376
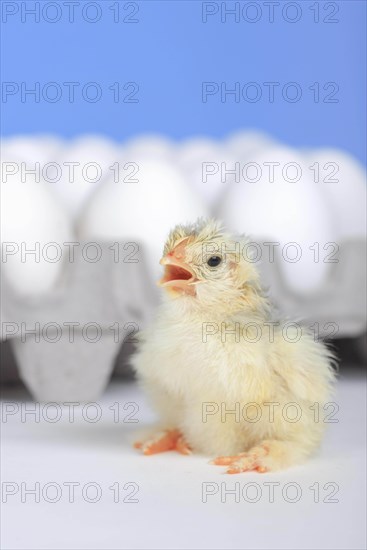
xmin=134 ymin=429 xmax=191 ymax=456
xmin=176 ymin=435 xmax=192 ymax=455
xmin=212 ymin=443 xmax=270 ymax=474
xmin=211 ymin=453 xmax=246 ymax=466
xmin=227 ymin=459 xmax=269 ymax=474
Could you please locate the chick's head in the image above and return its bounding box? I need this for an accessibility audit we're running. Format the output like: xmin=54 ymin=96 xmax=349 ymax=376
xmin=158 ymin=219 xmax=268 ymax=316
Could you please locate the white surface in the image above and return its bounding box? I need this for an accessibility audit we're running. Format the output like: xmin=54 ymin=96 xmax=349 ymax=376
xmin=1 ymin=374 xmax=366 ymax=550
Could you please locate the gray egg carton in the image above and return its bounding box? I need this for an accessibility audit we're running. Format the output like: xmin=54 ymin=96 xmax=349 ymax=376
xmin=0 ymin=241 xmax=158 ymax=402
xmin=1 ymin=239 xmax=366 ymax=402
xmin=257 ymin=238 xmax=367 ymax=338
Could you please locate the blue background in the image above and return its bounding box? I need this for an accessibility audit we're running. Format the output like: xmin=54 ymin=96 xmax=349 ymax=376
xmin=1 ymin=0 xmax=366 ymax=164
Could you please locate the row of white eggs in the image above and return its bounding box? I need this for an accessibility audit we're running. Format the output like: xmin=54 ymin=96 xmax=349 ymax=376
xmin=1 ymin=132 xmax=366 ymax=296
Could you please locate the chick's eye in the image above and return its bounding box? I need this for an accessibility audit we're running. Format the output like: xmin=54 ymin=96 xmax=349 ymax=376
xmin=207 ymin=255 xmax=222 ymax=268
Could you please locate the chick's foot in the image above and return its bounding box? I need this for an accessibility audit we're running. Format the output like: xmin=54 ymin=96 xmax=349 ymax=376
xmin=134 ymin=429 xmax=192 ymax=455
xmin=212 ymin=442 xmax=271 ymax=473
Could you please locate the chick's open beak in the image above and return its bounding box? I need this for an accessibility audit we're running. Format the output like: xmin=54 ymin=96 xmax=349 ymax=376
xmin=158 ymin=240 xmax=199 ymax=295
xmin=159 ymin=256 xmax=197 ymax=286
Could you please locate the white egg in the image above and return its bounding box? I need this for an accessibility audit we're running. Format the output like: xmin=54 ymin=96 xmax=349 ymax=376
xmin=1 ymin=173 xmax=72 ymax=296
xmin=177 ymin=137 xmax=237 ymax=211
xmin=53 ymin=135 xmax=120 ymax=219
xmin=225 ymin=130 xmax=278 ymax=161
xmin=304 ymin=149 xmax=366 ymax=240
xmin=218 ymin=146 xmax=335 ymax=294
xmin=1 ymin=135 xmax=65 ymax=165
xmin=122 ymin=135 xmax=175 ymax=162
xmin=78 ymin=158 xmax=208 ymax=281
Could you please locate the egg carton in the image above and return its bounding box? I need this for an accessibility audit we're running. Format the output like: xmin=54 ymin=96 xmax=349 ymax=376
xmin=257 ymin=238 xmax=367 ymax=338
xmin=1 ymin=132 xmax=366 ymax=400
xmin=3 ymin=132 xmax=366 ymax=301
xmin=0 ymin=241 xmax=158 ymax=402
xmin=1 ymin=237 xmax=366 ymax=402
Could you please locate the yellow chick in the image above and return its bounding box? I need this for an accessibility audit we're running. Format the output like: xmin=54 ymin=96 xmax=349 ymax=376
xmin=132 ymin=219 xmax=336 ymax=473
